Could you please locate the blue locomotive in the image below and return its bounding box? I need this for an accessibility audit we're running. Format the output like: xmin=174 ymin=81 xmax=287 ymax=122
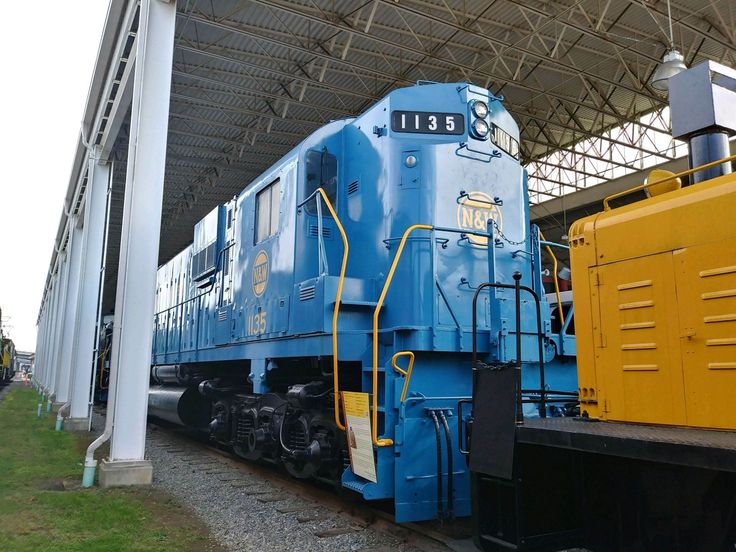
xmin=149 ymin=82 xmax=576 ymax=523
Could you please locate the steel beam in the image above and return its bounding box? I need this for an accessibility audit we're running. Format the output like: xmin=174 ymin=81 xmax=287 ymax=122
xmin=239 ymin=2 xmax=664 ymax=116
xmin=170 ymin=91 xmax=323 ymax=129
xmin=172 ymin=68 xmax=353 ymax=118
xmin=89 ymin=1 xmax=140 ymax=157
xmin=175 ymin=42 xmax=378 ymax=101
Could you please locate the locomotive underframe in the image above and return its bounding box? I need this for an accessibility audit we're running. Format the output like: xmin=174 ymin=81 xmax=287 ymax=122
xmin=150 ymin=357 xmax=358 ymax=486
xmin=473 ymin=434 xmax=736 ymax=552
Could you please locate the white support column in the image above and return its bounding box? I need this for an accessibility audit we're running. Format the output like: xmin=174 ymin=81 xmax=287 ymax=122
xmin=55 ymin=218 xmax=84 ymax=405
xmin=41 ymin=303 xmax=52 ymax=384
xmin=40 ymin=307 xmax=51 ymax=384
xmin=100 ymin=0 xmax=176 ymax=486
xmin=35 ymin=307 xmax=44 ymax=379
xmin=43 ymin=304 xmax=53 ymax=381
xmin=35 ymin=306 xmax=48 ymax=391
xmin=43 ymin=274 xmax=60 ymax=394
xmin=67 ymin=153 xmax=111 ymax=429
xmin=47 ymin=252 xmax=70 ymax=404
xmin=39 ymin=290 xmax=51 ymax=391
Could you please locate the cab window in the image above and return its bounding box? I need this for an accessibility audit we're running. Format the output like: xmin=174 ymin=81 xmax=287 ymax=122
xmin=255 ymin=178 xmax=280 ymax=243
xmin=304 ymin=149 xmax=337 ymax=215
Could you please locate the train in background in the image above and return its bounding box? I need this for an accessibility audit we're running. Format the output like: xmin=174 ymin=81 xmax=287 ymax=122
xmin=467 ymin=61 xmax=736 ymax=551
xmin=148 ymin=81 xmax=577 ymax=523
xmin=0 ymin=308 xmax=16 ymax=385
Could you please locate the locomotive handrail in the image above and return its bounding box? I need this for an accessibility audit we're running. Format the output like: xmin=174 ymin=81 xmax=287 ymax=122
xmin=538 ymin=230 xmax=565 ymax=327
xmin=456 ymin=190 xmax=503 ymax=207
xmin=602 ymin=152 xmax=736 ymax=210
xmin=298 ymin=187 xmax=350 ymax=431
xmin=391 ymin=351 xmax=416 ymax=404
xmin=382 ymin=236 xmax=449 ymax=249
xmin=470 ymin=275 xmax=547 ymax=420
xmin=154 ymin=242 xmax=234 ymax=318
xmin=372 ymin=224 xmax=433 ymax=446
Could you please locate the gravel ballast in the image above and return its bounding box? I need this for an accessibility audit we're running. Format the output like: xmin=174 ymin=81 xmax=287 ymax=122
xmin=140 ymin=423 xmax=429 ymax=552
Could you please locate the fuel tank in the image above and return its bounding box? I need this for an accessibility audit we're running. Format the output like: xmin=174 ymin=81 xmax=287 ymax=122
xmin=148 ymin=385 xmax=211 ymax=427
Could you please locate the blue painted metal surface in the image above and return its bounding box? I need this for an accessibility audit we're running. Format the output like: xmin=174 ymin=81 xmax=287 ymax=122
xmin=151 ymin=82 xmax=578 ymax=522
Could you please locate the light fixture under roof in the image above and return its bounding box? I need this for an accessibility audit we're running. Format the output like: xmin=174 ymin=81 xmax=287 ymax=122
xmin=651 ymin=49 xmax=688 ymax=92
xmin=649 ymin=0 xmax=687 ymax=93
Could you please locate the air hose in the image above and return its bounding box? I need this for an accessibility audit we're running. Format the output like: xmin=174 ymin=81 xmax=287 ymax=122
xmin=439 ymin=411 xmax=454 ymax=520
xmin=429 ymin=410 xmax=444 ymax=520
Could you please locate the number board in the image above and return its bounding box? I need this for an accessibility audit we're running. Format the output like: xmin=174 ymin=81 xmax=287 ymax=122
xmin=491 ymin=124 xmax=520 ymax=160
xmin=391 ymin=111 xmax=464 ymax=135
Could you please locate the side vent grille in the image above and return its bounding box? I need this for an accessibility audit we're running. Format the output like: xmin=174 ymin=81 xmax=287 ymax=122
xmin=348 ymin=180 xmax=359 ymax=195
xmin=299 ymin=285 xmax=316 ymax=301
xmin=308 ymin=224 xmax=332 ymax=238
xmin=192 ymin=242 xmax=217 ymax=280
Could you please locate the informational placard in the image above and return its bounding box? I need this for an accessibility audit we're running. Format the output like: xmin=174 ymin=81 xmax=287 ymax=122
xmin=341 ymin=391 xmax=377 ymax=483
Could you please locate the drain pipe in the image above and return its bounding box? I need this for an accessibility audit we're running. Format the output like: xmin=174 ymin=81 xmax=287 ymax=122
xmin=82 ymin=326 xmax=121 ymax=487
xmin=37 ymin=392 xmax=44 ymax=418
xmin=82 ymin=414 xmax=112 ymax=487
xmin=55 ymin=402 xmax=71 ymax=431
xmin=82 ymin=347 xmax=119 ymax=487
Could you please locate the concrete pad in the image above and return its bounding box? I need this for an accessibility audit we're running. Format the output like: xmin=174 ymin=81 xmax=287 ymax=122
xmin=64 ymin=418 xmax=90 ymax=432
xmin=98 ymin=459 xmax=153 ymax=487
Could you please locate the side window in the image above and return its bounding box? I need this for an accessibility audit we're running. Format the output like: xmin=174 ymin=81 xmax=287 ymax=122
xmin=255 ymin=178 xmax=281 ymax=243
xmin=304 ymin=149 xmax=337 ymax=215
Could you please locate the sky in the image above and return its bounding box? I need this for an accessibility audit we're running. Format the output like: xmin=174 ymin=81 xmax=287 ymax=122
xmin=0 ymin=1 xmax=109 ymax=351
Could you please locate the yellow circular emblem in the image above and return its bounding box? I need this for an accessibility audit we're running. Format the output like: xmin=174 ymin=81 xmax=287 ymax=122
xmin=456 ymin=191 xmax=503 ymax=246
xmin=252 ymin=250 xmax=269 ymax=297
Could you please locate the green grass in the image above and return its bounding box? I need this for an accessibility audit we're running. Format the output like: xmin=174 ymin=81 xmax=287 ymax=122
xmin=0 ymin=387 xmax=216 ymax=552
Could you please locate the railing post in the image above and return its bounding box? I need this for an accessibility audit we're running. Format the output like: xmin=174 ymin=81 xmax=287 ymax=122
xmin=513 ymin=272 xmax=523 ymax=425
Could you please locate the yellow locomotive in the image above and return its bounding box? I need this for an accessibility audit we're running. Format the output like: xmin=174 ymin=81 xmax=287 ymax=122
xmin=469 ymin=61 xmax=736 ymax=552
xmin=571 ymin=155 xmax=736 ymax=430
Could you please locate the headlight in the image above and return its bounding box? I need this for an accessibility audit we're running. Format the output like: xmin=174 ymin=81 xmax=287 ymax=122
xmin=471 ymin=100 xmax=488 ymax=119
xmin=471 ymin=118 xmax=490 ymax=138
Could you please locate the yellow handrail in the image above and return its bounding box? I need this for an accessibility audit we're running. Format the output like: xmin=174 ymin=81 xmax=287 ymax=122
xmin=538 ymin=230 xmax=565 ymax=327
xmin=391 ymin=351 xmax=416 ymax=404
xmin=372 ymin=224 xmax=433 ymax=446
xmin=98 ymin=346 xmax=110 ymax=390
xmin=602 ymin=153 xmax=736 ymax=211
xmin=314 ymin=188 xmax=349 ymax=431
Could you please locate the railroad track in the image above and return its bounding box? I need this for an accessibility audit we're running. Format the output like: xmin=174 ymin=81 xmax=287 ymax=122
xmin=145 ymin=418 xmax=475 ymax=552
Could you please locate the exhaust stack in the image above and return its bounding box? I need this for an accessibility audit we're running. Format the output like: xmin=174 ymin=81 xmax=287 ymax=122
xmin=669 ymin=61 xmax=736 ymax=183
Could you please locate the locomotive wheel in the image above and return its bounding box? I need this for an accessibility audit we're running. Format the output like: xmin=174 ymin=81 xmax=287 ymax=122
xmin=209 ymin=400 xmax=231 ymax=444
xmin=282 ymin=414 xmax=318 ymax=479
xmin=232 ymin=408 xmax=260 ymax=460
xmin=308 ymin=414 xmax=346 ymax=487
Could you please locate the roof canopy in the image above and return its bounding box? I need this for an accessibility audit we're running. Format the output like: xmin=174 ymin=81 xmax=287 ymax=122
xmin=43 ymin=0 xmax=736 ymax=313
